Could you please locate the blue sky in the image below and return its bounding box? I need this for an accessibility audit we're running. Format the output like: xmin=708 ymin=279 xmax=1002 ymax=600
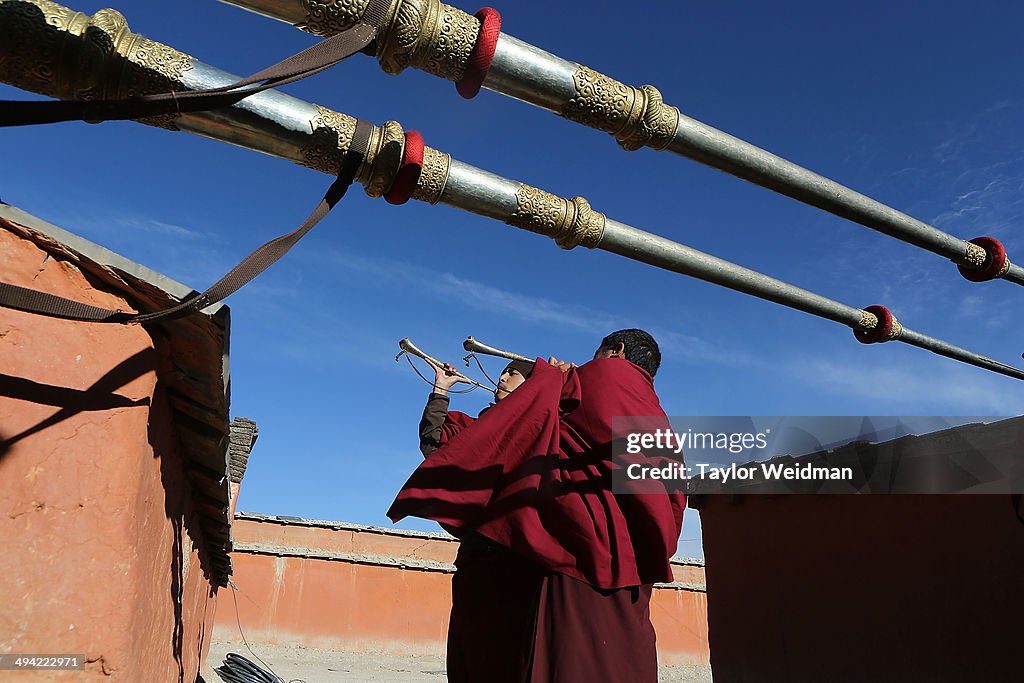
xmin=3 ymin=0 xmax=1023 ymax=559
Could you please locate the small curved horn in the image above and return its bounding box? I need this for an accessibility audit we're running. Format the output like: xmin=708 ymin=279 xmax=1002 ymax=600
xmin=398 ymin=338 xmax=493 ymax=391
xmin=462 ymin=336 xmax=532 ymax=363
xmin=398 ymin=338 xmax=444 ymax=368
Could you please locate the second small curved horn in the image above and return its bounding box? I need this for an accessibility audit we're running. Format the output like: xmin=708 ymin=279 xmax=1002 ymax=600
xmin=399 ymin=338 xmax=493 ymax=391
xmin=463 ymin=336 xmax=532 ymax=363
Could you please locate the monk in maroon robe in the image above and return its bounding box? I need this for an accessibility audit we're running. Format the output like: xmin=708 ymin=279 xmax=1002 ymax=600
xmin=416 ymin=357 xmax=543 ymax=679
xmin=391 ymin=330 xmax=684 ymax=683
xmin=418 ymin=359 xmax=533 ymax=456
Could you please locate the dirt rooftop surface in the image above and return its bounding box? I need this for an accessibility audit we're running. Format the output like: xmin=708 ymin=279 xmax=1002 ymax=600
xmin=201 ymin=640 xmax=713 ymax=682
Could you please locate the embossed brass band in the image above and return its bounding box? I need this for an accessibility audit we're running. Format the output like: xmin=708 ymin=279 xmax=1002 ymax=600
xmin=229 ymin=0 xmax=479 ymax=82
xmin=223 ymin=0 xmax=676 ymax=146
xmin=560 ymin=69 xmax=679 ymax=152
xmin=3 ymin=0 xmax=1022 ymax=380
xmin=0 ymin=0 xmax=193 ymax=129
xmin=508 ymin=187 xmax=605 ymax=250
xmin=220 ymin=0 xmax=1024 ymax=287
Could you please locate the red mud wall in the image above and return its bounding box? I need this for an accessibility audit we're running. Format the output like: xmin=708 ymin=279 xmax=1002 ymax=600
xmin=0 ymin=229 xmax=217 ymax=681
xmin=214 ymin=516 xmax=709 ymax=666
xmin=698 ymin=494 xmax=1024 ymax=681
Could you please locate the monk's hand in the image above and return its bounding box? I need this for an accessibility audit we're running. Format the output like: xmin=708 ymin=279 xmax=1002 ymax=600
xmin=433 ymin=362 xmax=470 ymax=394
xmin=548 ymin=357 xmax=575 ymax=373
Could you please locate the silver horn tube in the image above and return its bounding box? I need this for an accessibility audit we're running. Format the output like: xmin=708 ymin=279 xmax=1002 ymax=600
xmin=3 ymin=0 xmax=1023 ymax=382
xmin=217 ymin=0 xmax=1023 ymax=287
xmin=463 ymin=337 xmax=532 ymax=364
xmin=398 ymin=338 xmax=493 ymax=391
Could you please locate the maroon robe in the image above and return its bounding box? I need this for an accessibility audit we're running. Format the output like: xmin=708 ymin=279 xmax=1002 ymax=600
xmin=389 ymin=357 xmax=685 ymax=589
xmin=418 ymin=391 xmax=476 ymax=457
xmin=391 ymin=358 xmax=685 ymax=681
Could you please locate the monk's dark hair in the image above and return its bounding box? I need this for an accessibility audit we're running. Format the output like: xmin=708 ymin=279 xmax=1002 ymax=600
xmin=598 ymin=329 xmax=661 ymax=377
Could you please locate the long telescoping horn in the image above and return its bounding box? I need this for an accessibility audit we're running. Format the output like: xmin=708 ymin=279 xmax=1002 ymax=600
xmin=219 ymin=0 xmax=1021 ymax=287
xmin=462 ymin=336 xmax=532 ymax=364
xmin=2 ymin=0 xmax=1023 ymax=382
xmin=397 ymin=338 xmax=493 ymax=391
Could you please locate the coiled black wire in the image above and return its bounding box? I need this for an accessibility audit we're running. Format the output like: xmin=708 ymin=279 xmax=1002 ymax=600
xmin=213 ymin=652 xmax=283 ymax=683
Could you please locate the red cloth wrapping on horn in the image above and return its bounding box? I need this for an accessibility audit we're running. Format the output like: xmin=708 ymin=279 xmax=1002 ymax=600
xmin=387 ymin=358 xmax=685 ymax=589
xmin=384 ymin=130 xmax=425 ymax=206
xmin=855 ymin=304 xmax=897 ymax=344
xmin=456 ymin=8 xmax=502 ymax=99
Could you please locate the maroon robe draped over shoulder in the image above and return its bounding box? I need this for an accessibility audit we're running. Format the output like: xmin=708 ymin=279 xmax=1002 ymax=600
xmin=388 ymin=357 xmax=685 ymax=590
xmin=439 ymin=410 xmax=475 ymax=442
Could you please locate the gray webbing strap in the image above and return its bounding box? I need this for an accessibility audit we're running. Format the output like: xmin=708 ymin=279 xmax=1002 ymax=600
xmin=0 ymin=120 xmax=373 ymax=323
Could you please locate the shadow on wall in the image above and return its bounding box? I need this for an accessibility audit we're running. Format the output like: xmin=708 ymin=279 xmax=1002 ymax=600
xmin=0 ymin=347 xmax=155 ymax=456
xmin=150 ymin=379 xmax=218 ymax=683
xmin=0 ymin=342 xmax=218 ymax=681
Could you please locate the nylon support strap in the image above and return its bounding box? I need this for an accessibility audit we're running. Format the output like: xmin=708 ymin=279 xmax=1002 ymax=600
xmin=0 ymin=0 xmax=390 ymax=321
xmin=0 ymin=0 xmax=392 ymax=127
xmin=0 ymin=120 xmax=373 ymax=323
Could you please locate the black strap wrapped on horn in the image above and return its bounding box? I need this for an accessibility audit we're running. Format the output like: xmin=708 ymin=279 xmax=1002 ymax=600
xmin=0 ymin=119 xmax=374 ymax=323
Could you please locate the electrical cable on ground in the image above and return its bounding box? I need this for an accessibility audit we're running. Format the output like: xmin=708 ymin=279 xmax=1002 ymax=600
xmin=211 ymin=582 xmax=308 ymax=683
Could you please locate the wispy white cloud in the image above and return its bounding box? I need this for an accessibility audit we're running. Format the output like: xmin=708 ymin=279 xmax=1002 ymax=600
xmin=316 ymin=249 xmax=620 ymax=333
xmin=18 ymin=202 xmax=229 ymax=286
xmin=931 ymin=166 xmax=1024 ymax=250
xmin=113 ymin=217 xmax=209 ymax=241
xmin=954 ymin=294 xmax=1013 ymax=331
xmin=271 ymin=320 xmax=409 ymax=373
xmin=793 ymin=355 xmax=1024 ymax=414
xmin=932 ymin=123 xmax=977 ymax=164
xmin=432 ymin=273 xmax=616 ymax=332
xmin=242 ymin=245 xmax=1021 ymax=401
xmin=36 ymin=202 xmax=216 ymax=245
xmin=882 ymin=166 xmax=928 ymax=183
xmin=816 ymin=100 xmax=1023 ymax=337
xmin=299 ymin=248 xmax=767 ymax=370
xmin=654 ymin=329 xmax=758 ymax=368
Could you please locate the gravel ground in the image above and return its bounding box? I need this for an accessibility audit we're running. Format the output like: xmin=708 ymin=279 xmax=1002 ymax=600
xmin=201 ymin=640 xmax=712 ymax=682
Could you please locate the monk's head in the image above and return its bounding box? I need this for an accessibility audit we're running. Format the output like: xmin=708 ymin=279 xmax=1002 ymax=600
xmin=494 ymin=360 xmax=534 ymax=402
xmin=594 ymin=329 xmax=661 ymax=377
